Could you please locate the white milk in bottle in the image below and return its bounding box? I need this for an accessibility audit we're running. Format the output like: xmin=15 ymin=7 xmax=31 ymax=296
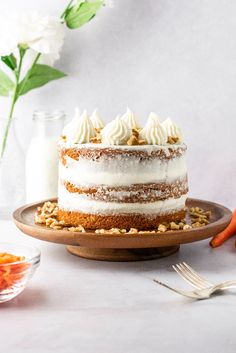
xmin=25 ymin=111 xmax=65 ymax=203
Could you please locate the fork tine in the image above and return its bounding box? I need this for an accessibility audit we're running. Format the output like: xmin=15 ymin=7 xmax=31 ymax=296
xmin=153 ymin=279 xmax=200 ymax=299
xmin=172 ymin=264 xmax=201 ymax=289
xmin=182 ymin=262 xmax=213 ymax=287
xmin=176 ymin=263 xmax=207 ymax=289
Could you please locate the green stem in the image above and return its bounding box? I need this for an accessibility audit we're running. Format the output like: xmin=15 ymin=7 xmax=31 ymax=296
xmin=61 ymin=0 xmax=74 ymax=19
xmin=17 ymin=52 xmax=40 ymax=97
xmin=32 ymin=52 xmax=41 ymax=67
xmin=0 ymin=51 xmax=40 ymax=160
xmin=0 ymin=88 xmax=17 ymax=159
xmin=0 ymin=55 xmax=23 ymax=160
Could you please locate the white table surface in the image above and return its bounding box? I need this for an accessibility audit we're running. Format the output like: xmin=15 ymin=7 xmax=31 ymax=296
xmin=1 ymin=219 xmax=236 ymax=353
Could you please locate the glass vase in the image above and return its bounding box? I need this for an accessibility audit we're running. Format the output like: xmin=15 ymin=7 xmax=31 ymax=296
xmin=0 ymin=117 xmax=25 ymax=219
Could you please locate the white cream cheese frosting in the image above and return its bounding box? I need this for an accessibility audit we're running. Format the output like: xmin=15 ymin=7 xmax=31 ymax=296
xmin=72 ymin=110 xmax=96 ymax=144
xmin=121 ymin=108 xmax=140 ymax=129
xmin=101 ymin=116 xmax=131 ymax=145
xmin=90 ymin=109 xmax=105 ymax=130
xmin=62 ymin=108 xmax=184 ymax=146
xmin=147 ymin=112 xmax=161 ymax=125
xmin=139 ymin=120 xmax=168 ymax=145
xmin=59 ymin=153 xmax=187 ymax=187
xmin=58 ymin=185 xmax=187 ymax=215
xmin=62 ymin=107 xmax=80 ymax=139
xmin=162 ymin=117 xmax=183 ymax=142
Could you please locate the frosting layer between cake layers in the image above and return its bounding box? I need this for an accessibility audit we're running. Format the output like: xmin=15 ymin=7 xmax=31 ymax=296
xmin=58 ymin=143 xmax=188 ymax=229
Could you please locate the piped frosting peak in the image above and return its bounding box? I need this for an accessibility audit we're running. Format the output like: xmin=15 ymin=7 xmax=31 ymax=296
xmin=61 ymin=108 xmax=184 ymax=146
xmin=90 ymin=109 xmax=105 ymax=130
xmin=162 ymin=117 xmax=183 ymax=143
xmin=101 ymin=116 xmax=131 ymax=145
xmin=67 ymin=109 xmax=96 ymax=144
xmin=121 ymin=108 xmax=140 ymax=130
xmin=147 ymin=112 xmax=161 ymax=126
xmin=139 ymin=120 xmax=168 ymax=145
xmin=62 ymin=107 xmax=80 ymax=140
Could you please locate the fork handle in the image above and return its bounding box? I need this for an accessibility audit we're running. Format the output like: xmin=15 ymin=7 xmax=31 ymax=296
xmin=217 ymin=281 xmax=236 ymax=290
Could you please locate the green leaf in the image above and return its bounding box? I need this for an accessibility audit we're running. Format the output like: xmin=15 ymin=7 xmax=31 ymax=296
xmin=18 ymin=64 xmax=67 ymax=96
xmin=0 ymin=69 xmax=14 ymax=96
xmin=1 ymin=54 xmax=17 ymax=71
xmin=65 ymin=0 xmax=104 ymax=29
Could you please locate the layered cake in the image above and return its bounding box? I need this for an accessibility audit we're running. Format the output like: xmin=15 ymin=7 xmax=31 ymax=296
xmin=58 ymin=108 xmax=188 ymax=229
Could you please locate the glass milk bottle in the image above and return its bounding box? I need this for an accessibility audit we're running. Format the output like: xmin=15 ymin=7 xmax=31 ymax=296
xmin=25 ymin=111 xmax=65 ymax=203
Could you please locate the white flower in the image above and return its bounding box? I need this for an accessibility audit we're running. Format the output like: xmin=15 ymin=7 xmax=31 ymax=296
xmin=104 ymin=0 xmax=114 ymax=8
xmin=0 ymin=12 xmax=66 ymax=65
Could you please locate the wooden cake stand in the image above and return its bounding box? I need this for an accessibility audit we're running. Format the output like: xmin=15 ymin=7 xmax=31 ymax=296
xmin=13 ymin=198 xmax=232 ymax=262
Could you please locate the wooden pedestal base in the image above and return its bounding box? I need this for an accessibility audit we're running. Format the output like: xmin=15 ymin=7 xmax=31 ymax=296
xmin=66 ymin=245 xmax=180 ymax=262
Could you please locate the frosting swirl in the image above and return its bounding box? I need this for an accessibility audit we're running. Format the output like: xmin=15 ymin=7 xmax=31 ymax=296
xmin=101 ymin=116 xmax=131 ymax=145
xmin=90 ymin=109 xmax=105 ymax=130
xmin=147 ymin=112 xmax=161 ymax=125
xmin=139 ymin=120 xmax=167 ymax=145
xmin=62 ymin=108 xmax=183 ymax=146
xmin=72 ymin=110 xmax=96 ymax=144
xmin=62 ymin=107 xmax=80 ymax=139
xmin=162 ymin=117 xmax=183 ymax=142
xmin=121 ymin=108 xmax=140 ymax=129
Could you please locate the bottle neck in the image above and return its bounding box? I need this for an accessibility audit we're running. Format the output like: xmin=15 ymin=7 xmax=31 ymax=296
xmin=32 ymin=111 xmax=65 ymax=138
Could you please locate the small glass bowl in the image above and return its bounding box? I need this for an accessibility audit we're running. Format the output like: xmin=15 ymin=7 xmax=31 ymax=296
xmin=0 ymin=242 xmax=40 ymax=303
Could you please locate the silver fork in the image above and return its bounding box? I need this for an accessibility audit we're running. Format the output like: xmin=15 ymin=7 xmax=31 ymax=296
xmin=172 ymin=262 xmax=214 ymax=289
xmin=153 ymin=262 xmax=236 ymax=300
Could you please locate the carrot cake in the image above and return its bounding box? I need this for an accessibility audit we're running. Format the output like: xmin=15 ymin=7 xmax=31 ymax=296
xmin=58 ymin=108 xmax=188 ymax=229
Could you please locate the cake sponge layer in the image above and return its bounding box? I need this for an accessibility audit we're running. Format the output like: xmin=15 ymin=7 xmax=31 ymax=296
xmin=58 ymin=209 xmax=186 ymax=230
xmin=58 ymin=185 xmax=187 ymax=215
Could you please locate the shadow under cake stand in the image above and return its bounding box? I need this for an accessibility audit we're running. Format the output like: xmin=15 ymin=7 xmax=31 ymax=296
xmin=13 ymin=198 xmax=232 ymax=262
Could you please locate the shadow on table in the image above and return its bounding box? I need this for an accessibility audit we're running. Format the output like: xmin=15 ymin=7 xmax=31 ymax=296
xmin=46 ymin=238 xmax=235 ymax=274
xmin=0 ymin=287 xmax=47 ymax=310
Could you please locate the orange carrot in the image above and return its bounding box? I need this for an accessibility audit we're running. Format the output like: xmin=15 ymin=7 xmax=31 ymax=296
xmin=0 ymin=253 xmax=30 ymax=291
xmin=210 ymin=209 xmax=236 ymax=248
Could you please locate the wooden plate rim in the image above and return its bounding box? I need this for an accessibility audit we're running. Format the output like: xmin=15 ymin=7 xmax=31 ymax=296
xmin=13 ymin=198 xmax=232 ymax=249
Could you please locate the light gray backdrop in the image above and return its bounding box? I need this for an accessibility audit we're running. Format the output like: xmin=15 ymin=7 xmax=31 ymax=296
xmin=0 ymin=0 xmax=235 ymax=208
